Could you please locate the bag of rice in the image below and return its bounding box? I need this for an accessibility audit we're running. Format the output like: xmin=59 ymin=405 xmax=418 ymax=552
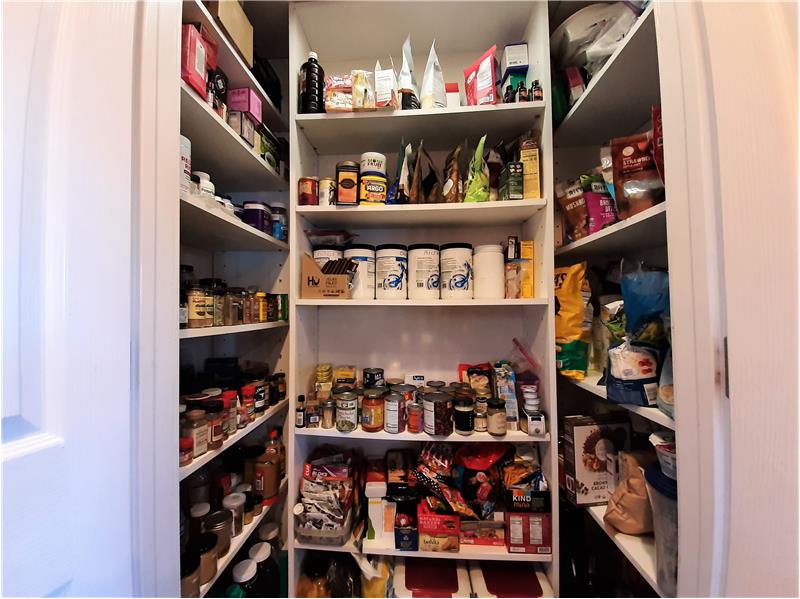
xmin=554 ymin=262 xmax=592 ymax=380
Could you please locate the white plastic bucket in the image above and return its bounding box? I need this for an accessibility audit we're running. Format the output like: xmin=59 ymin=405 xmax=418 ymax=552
xmin=376 ymin=244 xmax=407 ymax=299
xmin=408 ymin=244 xmax=440 ymax=300
xmin=473 ymin=244 xmax=505 ymax=299
xmin=344 ymin=244 xmax=376 ymax=300
xmin=440 ymin=243 xmax=473 ymax=300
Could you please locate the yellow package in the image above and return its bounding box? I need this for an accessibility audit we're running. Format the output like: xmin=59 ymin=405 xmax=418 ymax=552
xmin=520 ymin=138 xmax=541 ymax=199
xmin=520 ymin=240 xmax=535 ymax=298
xmin=360 ymin=556 xmax=392 ymax=598
xmin=554 ymin=262 xmax=591 ymax=380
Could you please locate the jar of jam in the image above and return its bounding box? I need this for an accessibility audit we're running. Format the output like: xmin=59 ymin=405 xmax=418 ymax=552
xmin=487 ymin=398 xmax=507 ymax=437
xmin=361 ymin=388 xmax=385 ymax=432
xmin=423 ymin=392 xmax=453 ymax=436
xmin=406 ymin=401 xmax=423 ymax=433
xmin=384 ymin=393 xmax=406 ymax=434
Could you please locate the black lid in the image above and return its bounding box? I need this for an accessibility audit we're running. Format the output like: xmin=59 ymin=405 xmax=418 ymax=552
xmin=408 ymin=243 xmax=439 ymax=251
xmin=454 ymin=397 xmax=474 ymax=407
xmin=245 ymin=494 xmax=255 ymax=509
xmin=188 ymin=532 xmax=217 ymax=555
xmin=488 ymin=397 xmax=505 ymax=408
xmin=440 ymin=242 xmax=473 ymax=251
xmin=644 ymin=463 xmax=678 ymax=500
xmin=313 ymin=244 xmax=343 ymax=252
xmin=298 ymin=394 xmax=305 ymax=402
xmin=251 ymin=494 xmax=263 ymax=504
xmin=376 ymin=243 xmax=407 ymax=251
xmin=180 ymin=550 xmax=200 ymax=577
xmin=190 ymin=174 xmax=200 ymax=183
xmin=199 ymin=277 xmax=226 ymax=288
xmin=346 ymin=243 xmax=376 ymax=251
xmin=243 ymin=445 xmax=264 ymax=459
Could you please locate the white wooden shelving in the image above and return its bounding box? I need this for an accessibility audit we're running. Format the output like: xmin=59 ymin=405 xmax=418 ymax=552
xmin=295 ymin=427 xmax=549 ymax=443
xmin=179 ymin=400 xmax=289 ymax=480
xmin=179 ymin=321 xmax=288 ymax=340
xmin=199 ymin=479 xmax=289 ymax=597
xmin=554 ymin=4 xmax=659 ymax=147
xmin=180 ymin=83 xmax=286 ymax=192
xmin=296 ymin=298 xmax=548 ymax=307
xmin=586 ymin=505 xmax=663 ymax=596
xmin=296 ymin=199 xmax=547 ymax=229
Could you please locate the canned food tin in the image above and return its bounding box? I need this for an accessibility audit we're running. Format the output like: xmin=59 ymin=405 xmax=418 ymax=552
xmin=318 ymin=177 xmax=336 ymax=206
xmin=298 ymin=176 xmax=319 ymax=205
xmin=386 ymin=378 xmax=404 ymax=387
xmin=384 ymin=393 xmax=406 ymax=434
xmin=335 ymin=391 xmax=358 ymax=432
xmin=358 ymin=175 xmax=388 ymax=205
xmin=363 ymin=368 xmax=385 ymax=389
xmin=423 ymin=392 xmax=453 ymax=436
xmin=393 ymin=384 xmax=417 ymax=406
xmin=427 ymin=380 xmax=446 ymax=389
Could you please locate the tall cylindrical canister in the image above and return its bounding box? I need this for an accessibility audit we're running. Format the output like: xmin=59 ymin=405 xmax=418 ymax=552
xmin=344 ymin=244 xmax=376 ymax=300
xmin=375 ymin=244 xmax=407 ymax=300
xmin=473 ymin=244 xmax=505 ymax=299
xmin=408 ymin=244 xmax=440 ymax=300
xmin=440 ymin=243 xmax=473 ymax=300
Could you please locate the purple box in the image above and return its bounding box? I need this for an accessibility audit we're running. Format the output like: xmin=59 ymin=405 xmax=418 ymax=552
xmin=228 ymin=87 xmax=262 ymax=126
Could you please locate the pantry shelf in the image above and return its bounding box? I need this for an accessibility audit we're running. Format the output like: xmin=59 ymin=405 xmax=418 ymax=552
xmin=296 ymin=298 xmax=548 ymax=307
xmin=586 ymin=505 xmax=663 ymax=597
xmin=179 ymin=321 xmax=289 ymax=340
xmin=568 ymin=372 xmax=675 ymax=430
xmin=295 ymin=428 xmax=550 ymax=443
xmin=180 ymin=194 xmax=289 ymax=252
xmin=555 ymin=203 xmax=667 ymax=259
xmin=296 ymin=199 xmax=547 ymax=228
xmin=199 ymin=478 xmax=288 ymax=597
xmin=295 ymin=101 xmax=546 ymax=155
xmin=554 ymin=4 xmax=659 ymax=147
xmin=182 ymin=0 xmax=286 ymax=132
xmin=180 ymin=82 xmax=286 ymax=193
xmin=180 ymin=400 xmax=289 ymax=480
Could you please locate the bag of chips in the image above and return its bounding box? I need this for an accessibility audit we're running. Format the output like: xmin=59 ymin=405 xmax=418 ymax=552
xmin=611 ymin=130 xmax=665 ymax=219
xmin=464 ymin=134 xmax=489 ymax=202
xmin=554 ymin=262 xmax=591 ymax=380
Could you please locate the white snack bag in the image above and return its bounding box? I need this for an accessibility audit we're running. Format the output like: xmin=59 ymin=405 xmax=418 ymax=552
xmin=374 ymin=59 xmax=399 ymax=109
xmin=398 ymin=35 xmax=418 ymax=97
xmin=420 ymin=40 xmax=446 ymax=109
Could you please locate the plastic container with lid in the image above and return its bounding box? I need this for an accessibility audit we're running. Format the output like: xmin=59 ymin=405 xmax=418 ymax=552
xmin=180 ymin=551 xmax=201 ymax=598
xmin=231 ymin=559 xmax=260 ymax=595
xmin=376 ymin=244 xmax=408 ymax=300
xmin=258 ymin=521 xmax=281 ymax=554
xmin=440 ymin=243 xmax=473 ymax=300
xmin=187 ymin=532 xmax=218 ymax=585
xmin=242 ymin=202 xmax=271 ymax=233
xmin=645 ymin=464 xmax=678 ymax=597
xmin=312 ymin=245 xmax=343 ymax=268
xmin=270 ymin=202 xmax=288 ymax=241
xmin=408 ymin=243 xmax=440 ymax=300
xmin=344 ymin=244 xmax=376 ymax=300
xmin=248 ymin=542 xmax=281 ymax=597
xmin=360 ymin=152 xmax=387 ymax=176
xmin=393 ymin=558 xmax=471 ymax=598
xmin=473 ymin=244 xmax=505 ymax=299
xmin=204 ymin=510 xmax=233 ymax=558
xmin=222 ymin=492 xmax=247 ymax=536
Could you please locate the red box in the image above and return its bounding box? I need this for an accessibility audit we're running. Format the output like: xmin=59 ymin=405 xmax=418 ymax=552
xmin=228 ymin=88 xmax=262 ymax=126
xmin=181 ymin=24 xmax=207 ymax=97
xmin=464 ymin=45 xmax=498 ymax=106
xmin=418 ymin=502 xmax=460 ymax=553
xmin=505 ymin=512 xmax=552 ymax=555
xmin=459 ymin=518 xmax=505 ymax=546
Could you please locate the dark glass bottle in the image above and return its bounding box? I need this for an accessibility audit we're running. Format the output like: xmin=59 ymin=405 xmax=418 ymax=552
xmin=504 ymin=84 xmax=516 ymax=104
xmin=516 ymin=80 xmax=530 ymax=102
xmin=295 ymin=395 xmax=306 ymax=428
xmin=248 ymin=542 xmax=280 ymax=597
xmin=299 ymin=52 xmax=325 ymax=114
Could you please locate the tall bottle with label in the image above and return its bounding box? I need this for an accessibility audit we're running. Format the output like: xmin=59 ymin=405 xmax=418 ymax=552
xmin=299 ymin=52 xmax=325 ymax=114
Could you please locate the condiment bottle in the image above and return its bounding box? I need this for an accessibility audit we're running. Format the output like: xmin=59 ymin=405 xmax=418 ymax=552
xmin=206 ymin=400 xmax=225 ymax=450
xmin=532 ymin=79 xmax=544 ymax=102
xmin=299 ymin=51 xmax=325 ymax=114
xmin=295 ymin=395 xmax=306 ymax=428
xmin=248 ymin=542 xmax=281 ymax=597
xmin=487 ymin=398 xmax=507 ymax=437
xmin=222 ymin=390 xmax=238 ymax=436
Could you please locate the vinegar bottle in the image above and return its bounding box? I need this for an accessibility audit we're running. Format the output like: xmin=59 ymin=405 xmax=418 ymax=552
xmin=299 ymin=52 xmax=325 ymax=114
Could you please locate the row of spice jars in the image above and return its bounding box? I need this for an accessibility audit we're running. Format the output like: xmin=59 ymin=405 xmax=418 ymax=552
xmin=180 ymin=375 xmax=286 ymax=465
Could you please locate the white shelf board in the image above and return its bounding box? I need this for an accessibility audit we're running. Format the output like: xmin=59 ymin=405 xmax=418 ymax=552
xmin=296 ymin=298 xmax=548 ymax=307
xmin=586 ymin=505 xmax=663 ymax=596
xmin=182 ymin=0 xmax=286 ymax=132
xmin=179 ymin=321 xmax=288 ymax=340
xmin=296 ymin=199 xmax=547 ymax=229
xmin=180 ymin=400 xmax=289 ymax=480
xmin=296 ymin=427 xmax=549 ymax=443
xmin=199 ymin=478 xmax=288 ymax=597
xmin=555 ymin=203 xmax=667 ymax=259
xmin=180 ymin=194 xmax=289 ymax=252
xmin=180 ymin=83 xmax=286 ymax=192
xmin=296 ymin=101 xmax=546 ymax=155
xmin=554 ymin=4 xmax=659 ymax=147
xmin=567 ymin=372 xmax=675 ymax=430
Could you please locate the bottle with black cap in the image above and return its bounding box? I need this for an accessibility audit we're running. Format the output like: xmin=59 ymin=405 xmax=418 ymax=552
xmin=299 ymin=52 xmax=325 ymax=114
xmin=248 ymin=542 xmax=280 ymax=597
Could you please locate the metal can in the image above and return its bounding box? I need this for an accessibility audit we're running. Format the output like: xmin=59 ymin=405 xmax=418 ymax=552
xmin=298 ymin=176 xmax=319 ymax=205
xmin=406 ymin=401 xmax=423 ymax=433
xmin=423 ymin=392 xmax=453 ymax=436
xmin=335 ymin=391 xmax=358 ymax=432
xmin=386 ymin=378 xmax=404 ymax=387
xmin=393 ymin=384 xmax=417 ymax=407
xmin=318 ymin=178 xmax=336 ymax=206
xmin=383 ymin=393 xmax=406 ymax=434
xmin=427 ymin=380 xmax=446 ymax=389
xmin=363 ymin=368 xmax=385 ymax=389
xmin=358 ymin=174 xmax=388 ymax=204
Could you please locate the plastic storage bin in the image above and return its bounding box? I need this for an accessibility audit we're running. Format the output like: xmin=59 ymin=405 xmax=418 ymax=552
xmin=467 ymin=560 xmax=548 ymax=597
xmin=294 ymin=510 xmax=353 ymax=546
xmin=393 ymin=558 xmax=471 ymax=598
xmin=645 ymin=463 xmax=678 ymax=596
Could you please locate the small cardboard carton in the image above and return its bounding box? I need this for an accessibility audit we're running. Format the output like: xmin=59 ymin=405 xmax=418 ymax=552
xmin=418 ymin=502 xmax=460 ymax=552
xmin=207 ymin=1 xmax=254 ymax=67
xmin=505 ymin=512 xmax=552 ymax=554
xmin=300 ymin=254 xmax=351 ymax=299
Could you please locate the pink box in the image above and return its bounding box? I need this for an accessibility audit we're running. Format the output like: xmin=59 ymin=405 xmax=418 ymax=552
xmin=228 ymin=88 xmax=262 ymax=126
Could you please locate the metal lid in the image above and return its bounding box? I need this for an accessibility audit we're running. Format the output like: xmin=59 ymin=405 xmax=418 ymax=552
xmin=189 ymin=502 xmax=210 ymax=518
xmin=205 ymin=509 xmax=233 ymax=530
xmin=423 ymin=392 xmax=451 ymax=403
xmin=336 ymin=160 xmax=359 ymax=168
xmin=384 ymin=392 xmax=404 ymax=403
xmin=335 ymin=391 xmax=358 ymax=401
xmin=363 ymin=388 xmax=385 ymax=399
xmin=249 ymin=542 xmax=272 ymax=562
xmin=427 ymin=380 xmax=446 ymax=388
xmin=393 ymin=384 xmax=416 ymax=393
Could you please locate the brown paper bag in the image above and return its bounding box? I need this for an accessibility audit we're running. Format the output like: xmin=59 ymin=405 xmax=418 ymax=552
xmin=604 ymin=460 xmax=653 ymax=534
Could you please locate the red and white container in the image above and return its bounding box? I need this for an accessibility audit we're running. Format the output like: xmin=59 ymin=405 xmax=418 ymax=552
xmin=467 ymin=560 xmax=550 ymax=597
xmin=393 ymin=558 xmax=471 ymax=598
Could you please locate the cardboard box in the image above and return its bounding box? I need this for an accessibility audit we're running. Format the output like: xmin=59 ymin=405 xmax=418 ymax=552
xmin=501 ymin=43 xmax=529 ymax=78
xmin=519 ymin=240 xmax=534 ymax=298
xmin=181 ymin=24 xmax=208 ymax=97
xmin=562 ymin=415 xmax=631 ymax=506
xmin=459 ymin=517 xmax=505 ymax=546
xmin=520 ymin=138 xmax=541 ymax=200
xmin=300 ymin=254 xmax=351 ymax=299
xmin=207 ymin=1 xmax=254 ymax=67
xmin=227 ymin=111 xmax=255 ymax=147
xmin=418 ymin=503 xmax=460 ymax=552
xmin=505 ymin=512 xmax=552 ymax=554
xmin=228 ymin=87 xmax=262 ymax=126
xmin=504 ymin=488 xmax=551 ymax=513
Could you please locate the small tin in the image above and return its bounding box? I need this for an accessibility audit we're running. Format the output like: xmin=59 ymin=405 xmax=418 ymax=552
xmin=298 ymin=176 xmax=319 ymax=205
xmin=363 ymin=367 xmax=385 ymax=389
xmin=393 ymin=384 xmax=417 ymax=407
xmin=335 ymin=160 xmax=359 ymax=206
xmin=384 ymin=393 xmax=406 ymax=434
xmin=423 ymin=392 xmax=453 ymax=436
xmin=318 ymin=177 xmax=336 ymax=206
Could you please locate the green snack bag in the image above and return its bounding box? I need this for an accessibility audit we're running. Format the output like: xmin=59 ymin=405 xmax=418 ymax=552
xmin=464 ymin=134 xmax=489 ymax=202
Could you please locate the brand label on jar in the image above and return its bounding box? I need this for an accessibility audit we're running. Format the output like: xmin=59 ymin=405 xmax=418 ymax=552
xmin=441 ymin=253 xmax=473 ymax=292
xmin=423 ymin=401 xmax=436 ymax=435
xmin=191 ymin=426 xmax=208 ymax=457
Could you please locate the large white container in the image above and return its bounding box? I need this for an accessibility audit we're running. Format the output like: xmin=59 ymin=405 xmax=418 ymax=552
xmin=344 ymin=244 xmax=376 ymax=300
xmin=473 ymin=244 xmax=505 ymax=299
xmin=408 ymin=243 xmax=440 ymax=300
xmin=180 ymin=135 xmax=191 ymax=199
xmin=440 ymin=243 xmax=473 ymax=300
xmin=375 ymin=244 xmax=407 ymax=300
xmin=312 ymin=245 xmax=343 ymax=268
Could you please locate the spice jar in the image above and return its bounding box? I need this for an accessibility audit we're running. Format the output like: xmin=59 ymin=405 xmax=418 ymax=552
xmin=222 ymin=492 xmax=246 ymax=536
xmin=487 ymin=398 xmax=507 ymax=437
xmin=384 ymin=393 xmax=406 ymax=434
xmin=361 ymin=388 xmax=385 ymax=432
xmin=255 ymin=291 xmax=267 ymax=322
xmin=242 ymin=288 xmax=253 ymax=325
xmin=187 ymin=286 xmax=207 ymax=329
xmin=474 ymin=410 xmax=488 ymax=432
xmin=180 ymin=551 xmax=200 ymax=598
xmin=423 ymin=392 xmax=453 ymax=436
xmin=406 ymin=401 xmax=423 ymax=433
xmin=335 ymin=391 xmax=358 ymax=432
xmin=189 ymin=502 xmax=210 ymax=538
xmin=204 ymin=510 xmax=233 ymax=558
xmin=475 ymin=388 xmax=491 ymax=413
xmin=222 ymin=390 xmax=238 ymax=436
xmin=213 ymin=288 xmax=226 ymax=326
xmin=185 ymin=470 xmax=210 ymax=506
xmin=453 ymin=397 xmax=475 ymax=436
xmin=258 ymin=522 xmax=281 ymax=556
xmin=275 ymin=372 xmax=287 ymax=402
xmin=241 ymin=385 xmax=256 ymax=423
xmin=226 ymin=288 xmax=244 ymax=325
xmin=251 ymin=494 xmax=264 ymax=516
xmin=321 ymin=400 xmax=335 ymax=429
xmin=205 ymin=400 xmax=225 ymax=450
xmin=243 ymin=496 xmax=255 ymax=526
xmin=185 ymin=410 xmax=208 ymax=458
xmin=179 ymin=436 xmax=194 ymax=467
xmin=188 ymin=532 xmax=218 ymax=585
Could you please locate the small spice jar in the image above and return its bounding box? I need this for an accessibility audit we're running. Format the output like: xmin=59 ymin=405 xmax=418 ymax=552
xmin=241 ymin=385 xmax=256 ymax=423
xmin=185 ymin=410 xmax=208 ymax=458
xmin=189 ymin=502 xmax=210 ymax=539
xmin=406 ymin=401 xmax=423 ymax=433
xmin=251 ymin=494 xmax=264 ymax=516
xmin=222 ymin=492 xmax=246 ymax=536
xmin=321 ymin=400 xmax=335 ymax=429
xmin=335 ymin=391 xmax=358 ymax=432
xmin=474 ymin=410 xmax=488 ymax=432
xmin=204 ymin=510 xmax=233 ymax=558
xmin=361 ymin=388 xmax=385 ymax=432
xmin=187 ymin=286 xmax=207 ymax=329
xmin=475 ymin=388 xmax=492 ymax=413
xmin=487 ymin=398 xmax=507 ymax=437
xmin=384 ymin=392 xmax=406 ymax=434
xmin=179 ymin=436 xmax=194 ymax=467
xmin=453 ymin=397 xmax=475 ymax=436
xmin=180 ymin=551 xmax=201 ymax=598
xmin=255 ymin=291 xmax=268 ymax=323
xmin=205 ymin=400 xmax=225 ymax=450
xmin=222 ymin=390 xmax=238 ymax=436
xmin=188 ymin=532 xmax=218 ymax=585
xmin=212 ymin=288 xmax=226 ymax=327
xmin=423 ymin=392 xmax=453 ymax=436
xmin=243 ymin=496 xmax=255 ymax=526
xmin=242 ymin=288 xmax=253 ymax=325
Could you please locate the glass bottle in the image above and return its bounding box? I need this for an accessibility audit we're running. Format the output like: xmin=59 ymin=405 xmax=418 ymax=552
xmin=185 ymin=409 xmax=209 ymax=458
xmin=187 ymin=286 xmax=206 ymax=329
xmin=295 ymin=395 xmax=306 ymax=428
xmin=487 ymin=398 xmax=507 ymax=437
xmin=206 ymin=400 xmax=225 ymax=450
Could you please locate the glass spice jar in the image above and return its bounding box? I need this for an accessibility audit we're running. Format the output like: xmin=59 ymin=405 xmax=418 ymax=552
xmin=180 ymin=551 xmax=201 ymax=598
xmin=474 ymin=410 xmax=488 ymax=432
xmin=255 ymin=291 xmax=267 ymax=323
xmin=205 ymin=400 xmax=225 ymax=450
xmin=187 ymin=286 xmax=207 ymax=329
xmin=241 ymin=385 xmax=256 ymax=423
xmin=179 ymin=436 xmax=194 ymax=466
xmin=213 ymin=288 xmax=226 ymax=326
xmin=487 ymin=398 xmax=507 ymax=437
xmin=243 ymin=289 xmax=255 ymax=324
xmin=185 ymin=409 xmax=208 ymax=458
xmin=222 ymin=390 xmax=238 ymax=435
xmin=361 ymin=388 xmax=385 ymax=432
xmin=321 ymin=400 xmax=335 ymax=429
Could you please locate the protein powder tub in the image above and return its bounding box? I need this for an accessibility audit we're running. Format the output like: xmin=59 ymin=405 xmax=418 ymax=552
xmin=375 ymin=244 xmax=407 ymax=300
xmin=408 ymin=243 xmax=440 ymax=300
xmin=344 ymin=244 xmax=376 ymax=300
xmin=440 ymin=242 xmax=473 ymax=300
xmin=313 ymin=245 xmax=343 ymax=268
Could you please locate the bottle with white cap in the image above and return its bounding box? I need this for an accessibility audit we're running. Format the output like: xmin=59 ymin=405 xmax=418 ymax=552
xmin=227 ymin=559 xmax=258 ymax=597
xmin=248 ymin=542 xmax=280 ymax=597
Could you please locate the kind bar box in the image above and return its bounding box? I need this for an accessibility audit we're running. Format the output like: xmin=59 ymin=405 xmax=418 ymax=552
xmin=505 ymin=512 xmax=552 ymax=554
xmin=562 ymin=415 xmax=631 ymax=506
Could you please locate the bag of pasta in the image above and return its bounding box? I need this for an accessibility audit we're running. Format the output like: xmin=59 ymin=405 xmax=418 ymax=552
xmin=554 ymin=262 xmax=592 ymax=380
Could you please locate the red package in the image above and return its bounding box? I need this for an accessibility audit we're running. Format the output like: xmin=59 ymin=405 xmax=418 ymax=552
xmin=584 ymin=191 xmax=618 ymax=234
xmin=464 ymin=46 xmax=497 ymax=106
xmin=181 ymin=24 xmax=207 ymax=96
xmin=611 ymin=132 xmax=665 ymax=219
xmin=652 ymin=105 xmax=665 ymax=182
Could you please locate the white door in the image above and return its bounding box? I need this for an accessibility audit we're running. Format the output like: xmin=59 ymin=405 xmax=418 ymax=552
xmin=2 ymin=2 xmax=179 ymax=595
